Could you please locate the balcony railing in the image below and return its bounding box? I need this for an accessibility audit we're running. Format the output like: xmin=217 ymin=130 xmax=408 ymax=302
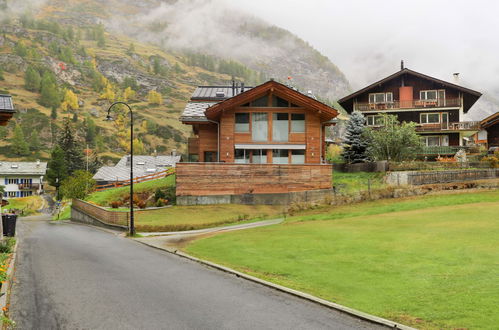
xmin=415 ymin=121 xmax=480 ymax=132
xmin=18 ymin=183 xmax=40 ymax=190
xmin=420 ymin=146 xmax=470 ymax=155
xmin=355 ymin=98 xmax=461 ymax=111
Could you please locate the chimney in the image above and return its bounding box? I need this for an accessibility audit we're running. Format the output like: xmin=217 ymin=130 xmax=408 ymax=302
xmin=171 ymin=149 xmax=177 ymax=157
xmin=401 ymin=60 xmax=404 ymax=70
xmin=232 ymin=79 xmax=236 ymax=96
xmin=127 ymin=155 xmax=131 ymax=166
xmin=453 ymin=73 xmax=460 ymax=83
xmin=240 ymin=82 xmax=245 ymax=93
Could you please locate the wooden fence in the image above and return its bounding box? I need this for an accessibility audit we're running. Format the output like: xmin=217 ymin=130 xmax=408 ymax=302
xmin=406 ymin=169 xmax=499 ymax=185
xmin=72 ymin=199 xmax=129 ymax=226
xmin=95 ymin=168 xmax=175 ymax=191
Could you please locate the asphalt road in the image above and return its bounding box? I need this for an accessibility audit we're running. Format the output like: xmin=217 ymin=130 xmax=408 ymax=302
xmin=10 ymin=216 xmax=384 ymax=330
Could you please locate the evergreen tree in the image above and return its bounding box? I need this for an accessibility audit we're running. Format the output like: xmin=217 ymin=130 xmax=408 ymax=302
xmin=84 ymin=116 xmax=97 ymax=146
xmin=0 ymin=68 xmax=4 ymax=81
xmin=29 ymin=130 xmax=41 ymax=152
xmin=58 ymin=119 xmax=84 ymax=175
xmin=10 ymin=124 xmax=30 ymax=156
xmin=72 ymin=113 xmax=78 ymax=122
xmin=47 ymin=145 xmax=68 ymax=200
xmin=40 ymin=82 xmax=61 ymax=108
xmin=14 ymin=41 xmax=28 ymax=58
xmin=341 ymin=111 xmax=369 ymax=164
xmin=51 ymin=106 xmax=58 ymax=119
xmin=60 ymin=170 xmax=96 ymax=199
xmin=24 ymin=66 xmax=41 ymax=92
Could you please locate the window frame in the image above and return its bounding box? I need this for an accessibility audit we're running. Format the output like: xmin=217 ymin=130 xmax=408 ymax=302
xmin=366 ymin=115 xmax=384 ymax=126
xmin=420 ymin=112 xmax=441 ymax=124
xmin=234 ymin=113 xmax=250 ymax=133
xmin=290 ymin=113 xmax=305 ymax=133
xmin=420 ymin=90 xmax=438 ymax=101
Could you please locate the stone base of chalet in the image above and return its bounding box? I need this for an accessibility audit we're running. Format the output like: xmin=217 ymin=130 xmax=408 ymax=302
xmin=177 ymin=188 xmax=334 ymax=206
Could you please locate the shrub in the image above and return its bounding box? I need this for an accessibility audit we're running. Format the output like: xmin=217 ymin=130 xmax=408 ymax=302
xmin=110 ymin=201 xmax=122 ymax=209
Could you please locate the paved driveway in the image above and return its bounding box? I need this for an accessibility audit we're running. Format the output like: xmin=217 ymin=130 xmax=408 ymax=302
xmin=10 ymin=216 xmax=384 ymax=329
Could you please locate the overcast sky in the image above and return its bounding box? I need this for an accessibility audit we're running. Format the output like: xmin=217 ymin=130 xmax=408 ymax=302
xmin=227 ymin=0 xmax=499 ymax=97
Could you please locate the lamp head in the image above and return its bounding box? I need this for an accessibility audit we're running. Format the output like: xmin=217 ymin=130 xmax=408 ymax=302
xmin=105 ymin=114 xmax=114 ymax=121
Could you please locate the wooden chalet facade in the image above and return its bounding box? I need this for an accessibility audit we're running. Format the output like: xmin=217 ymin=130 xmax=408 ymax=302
xmin=338 ymin=66 xmax=482 ymax=154
xmin=481 ymin=112 xmax=499 ymax=148
xmin=181 ymin=80 xmax=339 ymax=164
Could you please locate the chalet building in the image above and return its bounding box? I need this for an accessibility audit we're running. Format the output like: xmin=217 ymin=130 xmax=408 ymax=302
xmin=181 ymin=80 xmax=338 ymax=164
xmin=177 ymin=80 xmax=338 ymax=204
xmin=0 ymin=94 xmax=16 ymax=127
xmin=338 ymin=65 xmax=482 ymax=153
xmin=480 ymin=112 xmax=499 ymax=148
xmin=0 ymin=161 xmax=47 ymax=199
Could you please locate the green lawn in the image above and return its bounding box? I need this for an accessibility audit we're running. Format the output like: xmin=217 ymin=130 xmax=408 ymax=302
xmin=86 ymin=175 xmax=175 ymax=206
xmin=2 ymin=196 xmax=43 ymax=215
xmin=332 ymin=171 xmax=386 ymax=194
xmin=134 ymin=204 xmax=285 ymax=232
xmin=185 ymin=190 xmax=499 ymax=329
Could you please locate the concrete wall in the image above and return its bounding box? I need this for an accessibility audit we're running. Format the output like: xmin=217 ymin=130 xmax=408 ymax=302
xmin=71 ymin=207 xmax=127 ymax=231
xmin=177 ymin=188 xmax=334 ymax=206
xmin=386 ymin=169 xmax=499 ymax=186
xmin=176 ymin=163 xmax=332 ymax=196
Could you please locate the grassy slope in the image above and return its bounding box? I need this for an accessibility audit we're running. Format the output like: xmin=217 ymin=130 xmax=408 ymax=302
xmin=185 ymin=190 xmax=499 ymax=329
xmin=3 ymin=196 xmax=43 ymax=215
xmin=332 ymin=171 xmax=386 ymax=193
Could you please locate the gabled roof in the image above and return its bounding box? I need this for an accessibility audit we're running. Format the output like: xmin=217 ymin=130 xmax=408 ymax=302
xmin=0 ymin=161 xmax=47 ymax=176
xmin=338 ymin=68 xmax=482 ymax=113
xmin=480 ymin=111 xmax=499 ymax=129
xmin=204 ymin=80 xmax=338 ymax=121
xmin=0 ymin=95 xmax=15 ymax=111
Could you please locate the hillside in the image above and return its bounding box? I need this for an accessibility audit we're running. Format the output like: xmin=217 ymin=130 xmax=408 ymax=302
xmin=0 ymin=0 xmax=351 ymax=164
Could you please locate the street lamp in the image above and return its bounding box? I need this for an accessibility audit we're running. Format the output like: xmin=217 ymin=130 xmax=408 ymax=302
xmin=105 ymin=102 xmax=135 ymax=236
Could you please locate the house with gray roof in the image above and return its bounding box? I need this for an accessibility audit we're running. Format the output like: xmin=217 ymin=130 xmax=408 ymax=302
xmin=0 ymin=160 xmax=47 ymax=198
xmin=93 ymin=154 xmax=181 ymax=185
xmin=0 ymin=94 xmax=16 ymax=126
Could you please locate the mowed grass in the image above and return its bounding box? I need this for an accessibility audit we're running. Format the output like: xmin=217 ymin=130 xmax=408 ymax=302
xmin=185 ymin=190 xmax=499 ymax=329
xmin=86 ymin=175 xmax=176 ymax=206
xmin=332 ymin=171 xmax=387 ymax=193
xmin=134 ymin=204 xmax=285 ymax=232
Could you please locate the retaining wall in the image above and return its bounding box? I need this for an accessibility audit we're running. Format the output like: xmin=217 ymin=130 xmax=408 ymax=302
xmin=386 ymin=169 xmax=499 ymax=186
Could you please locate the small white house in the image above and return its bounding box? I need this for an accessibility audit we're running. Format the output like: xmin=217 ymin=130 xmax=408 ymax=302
xmin=0 ymin=161 xmax=47 ymax=199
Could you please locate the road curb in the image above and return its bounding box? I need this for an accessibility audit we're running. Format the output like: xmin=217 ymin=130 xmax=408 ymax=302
xmin=0 ymin=239 xmax=18 ymax=327
xmin=133 ymin=239 xmax=415 ymax=330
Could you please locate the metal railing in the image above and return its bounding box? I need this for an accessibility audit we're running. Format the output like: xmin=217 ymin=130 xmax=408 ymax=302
xmin=94 ymin=168 xmax=175 ymax=192
xmin=355 ymin=98 xmax=461 ymax=111
xmin=18 ymin=183 xmax=40 ymax=190
xmin=419 ymin=146 xmax=470 ymax=155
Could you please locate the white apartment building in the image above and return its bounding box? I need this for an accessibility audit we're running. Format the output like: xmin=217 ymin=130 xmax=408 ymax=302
xmin=0 ymin=161 xmax=47 ymax=199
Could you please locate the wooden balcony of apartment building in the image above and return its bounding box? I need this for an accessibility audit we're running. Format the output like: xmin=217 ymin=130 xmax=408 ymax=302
xmin=18 ymin=183 xmax=40 ymax=190
xmin=188 ymin=137 xmax=200 ymax=155
xmin=415 ymin=121 xmax=481 ymax=132
xmin=355 ymin=98 xmax=461 ymax=111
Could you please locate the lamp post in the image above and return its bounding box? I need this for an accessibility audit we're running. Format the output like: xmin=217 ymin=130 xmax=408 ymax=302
xmin=105 ymin=102 xmax=135 ymax=236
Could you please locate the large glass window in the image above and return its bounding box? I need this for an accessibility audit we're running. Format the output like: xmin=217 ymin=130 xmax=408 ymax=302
xmin=235 ymin=113 xmax=249 ymax=132
xmin=291 ymin=113 xmax=305 ymax=132
xmin=250 ymin=149 xmax=267 ymax=164
xmin=272 ymin=95 xmax=289 ymax=107
xmin=272 ymin=113 xmax=289 ymax=142
xmin=420 ymin=90 xmax=438 ymax=100
xmin=234 ymin=149 xmax=250 ymax=163
xmin=272 ymin=149 xmax=289 ymax=164
xmin=420 ymin=113 xmax=440 ymax=124
xmin=252 ymin=113 xmax=268 ymax=141
xmin=291 ymin=150 xmax=305 ymax=164
xmin=251 ymin=95 xmax=268 ymax=107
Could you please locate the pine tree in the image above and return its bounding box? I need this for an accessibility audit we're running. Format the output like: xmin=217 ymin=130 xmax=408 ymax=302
xmin=40 ymin=82 xmax=61 ymax=108
xmin=14 ymin=41 xmax=28 ymax=58
xmin=0 ymin=68 xmax=5 ymax=81
xmin=46 ymin=145 xmax=68 ymax=200
xmin=29 ymin=130 xmax=41 ymax=151
xmin=341 ymin=111 xmax=369 ymax=164
xmin=24 ymin=66 xmax=41 ymax=92
xmin=58 ymin=119 xmax=84 ymax=175
xmin=51 ymin=106 xmax=58 ymax=119
xmin=84 ymin=116 xmax=97 ymax=146
xmin=72 ymin=113 xmax=78 ymax=122
xmin=10 ymin=124 xmax=30 ymax=156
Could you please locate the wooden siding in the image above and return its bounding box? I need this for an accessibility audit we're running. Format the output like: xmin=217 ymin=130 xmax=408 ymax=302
xmin=486 ymin=122 xmax=499 ymax=147
xmin=176 ymin=163 xmax=332 ymax=196
xmin=198 ymin=123 xmax=218 ymax=161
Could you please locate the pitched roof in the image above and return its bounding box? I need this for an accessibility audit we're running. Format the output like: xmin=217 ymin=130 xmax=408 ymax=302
xmin=338 ymin=68 xmax=482 ymax=113
xmin=180 ymin=102 xmax=217 ymax=121
xmin=204 ymin=80 xmax=338 ymax=121
xmin=93 ymin=155 xmax=181 ymax=182
xmin=0 ymin=95 xmax=15 ymax=111
xmin=0 ymin=161 xmax=47 ymax=175
xmin=480 ymin=111 xmax=499 ymax=128
xmin=191 ymin=86 xmax=253 ymax=101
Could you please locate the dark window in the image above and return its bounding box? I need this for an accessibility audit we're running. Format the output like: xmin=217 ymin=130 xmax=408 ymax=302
xmin=272 ymin=96 xmax=289 ymax=107
xmin=251 ymin=95 xmax=268 ymax=107
xmin=235 ymin=113 xmax=250 ymax=132
xmin=204 ymin=151 xmax=217 ymax=162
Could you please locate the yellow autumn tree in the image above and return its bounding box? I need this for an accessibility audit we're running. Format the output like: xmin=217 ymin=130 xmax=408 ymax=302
xmin=100 ymin=82 xmax=116 ymax=102
xmin=147 ymin=90 xmax=163 ymax=105
xmin=60 ymin=89 xmax=79 ymax=112
xmin=131 ymin=138 xmax=145 ymax=154
xmin=123 ymin=87 xmax=136 ymax=102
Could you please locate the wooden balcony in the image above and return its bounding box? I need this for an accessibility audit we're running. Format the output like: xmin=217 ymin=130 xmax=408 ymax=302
xmin=188 ymin=137 xmax=200 ymax=155
xmin=415 ymin=121 xmax=480 ymax=132
xmin=355 ymin=98 xmax=461 ymax=111
xmin=18 ymin=183 xmax=40 ymax=190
